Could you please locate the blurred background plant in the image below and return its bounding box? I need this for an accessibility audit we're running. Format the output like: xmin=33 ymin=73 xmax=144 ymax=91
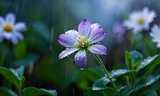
xmin=0 ymin=0 xmax=160 ymax=96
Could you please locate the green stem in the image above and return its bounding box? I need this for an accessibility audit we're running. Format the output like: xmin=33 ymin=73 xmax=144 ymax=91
xmin=17 ymin=80 xmax=22 ymax=96
xmin=95 ymin=55 xmax=118 ymax=91
xmin=18 ymin=87 xmax=22 ymax=96
xmin=125 ymin=51 xmax=135 ymax=86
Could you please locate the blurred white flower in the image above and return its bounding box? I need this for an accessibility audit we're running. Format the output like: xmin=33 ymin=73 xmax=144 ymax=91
xmin=124 ymin=7 xmax=156 ymax=33
xmin=0 ymin=13 xmax=26 ymax=44
xmin=150 ymin=25 xmax=160 ymax=48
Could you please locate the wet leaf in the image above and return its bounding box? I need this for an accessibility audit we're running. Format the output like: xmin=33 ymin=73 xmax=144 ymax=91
xmin=0 ymin=67 xmax=21 ymax=88
xmin=22 ymin=87 xmax=57 ymax=96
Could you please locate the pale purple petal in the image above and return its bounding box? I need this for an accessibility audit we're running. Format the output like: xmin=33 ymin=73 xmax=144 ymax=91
xmin=3 ymin=32 xmax=12 ymax=39
xmin=0 ymin=17 xmax=4 ymax=25
xmin=14 ymin=22 xmax=26 ymax=32
xmin=89 ymin=44 xmax=107 ymax=55
xmin=58 ymin=30 xmax=79 ymax=47
xmin=6 ymin=13 xmax=15 ymax=24
xmin=10 ymin=36 xmax=19 ymax=44
xmin=59 ymin=48 xmax=78 ymax=59
xmin=89 ymin=23 xmax=106 ymax=44
xmin=0 ymin=29 xmax=3 ymax=41
xmin=13 ymin=32 xmax=23 ymax=40
xmin=74 ymin=51 xmax=87 ymax=68
xmin=2 ymin=32 xmax=18 ymax=44
xmin=78 ymin=19 xmax=91 ymax=37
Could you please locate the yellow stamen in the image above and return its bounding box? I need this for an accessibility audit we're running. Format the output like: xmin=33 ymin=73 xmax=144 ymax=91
xmin=137 ymin=18 xmax=145 ymax=25
xmin=76 ymin=36 xmax=89 ymax=49
xmin=3 ymin=23 xmax=13 ymax=32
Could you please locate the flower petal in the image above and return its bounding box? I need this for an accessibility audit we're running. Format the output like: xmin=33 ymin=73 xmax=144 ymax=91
xmin=58 ymin=30 xmax=79 ymax=47
xmin=150 ymin=25 xmax=160 ymax=48
xmin=6 ymin=13 xmax=15 ymax=24
xmin=74 ymin=51 xmax=87 ymax=68
xmin=89 ymin=44 xmax=107 ymax=55
xmin=13 ymin=32 xmax=23 ymax=40
xmin=0 ymin=17 xmax=4 ymax=25
xmin=0 ymin=28 xmax=3 ymax=41
xmin=89 ymin=23 xmax=106 ymax=44
xmin=14 ymin=22 xmax=26 ymax=32
xmin=78 ymin=19 xmax=91 ymax=37
xmin=10 ymin=36 xmax=19 ymax=44
xmin=3 ymin=32 xmax=12 ymax=39
xmin=59 ymin=48 xmax=78 ymax=59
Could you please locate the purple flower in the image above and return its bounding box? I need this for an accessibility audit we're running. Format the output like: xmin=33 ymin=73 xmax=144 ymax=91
xmin=112 ymin=23 xmax=126 ymax=42
xmin=58 ymin=19 xmax=107 ymax=68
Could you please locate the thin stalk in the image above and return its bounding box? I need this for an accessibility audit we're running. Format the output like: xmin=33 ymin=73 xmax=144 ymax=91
xmin=95 ymin=55 xmax=118 ymax=91
xmin=125 ymin=51 xmax=136 ymax=86
xmin=16 ymin=83 xmax=22 ymax=96
xmin=49 ymin=27 xmax=54 ymax=51
xmin=18 ymin=87 xmax=22 ymax=96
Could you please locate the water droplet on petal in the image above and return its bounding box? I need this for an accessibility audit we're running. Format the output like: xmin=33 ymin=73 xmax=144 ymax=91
xmin=80 ymin=68 xmax=84 ymax=70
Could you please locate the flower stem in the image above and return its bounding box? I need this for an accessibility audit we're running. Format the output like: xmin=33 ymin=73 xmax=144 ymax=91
xmin=95 ymin=55 xmax=118 ymax=91
xmin=18 ymin=87 xmax=22 ymax=96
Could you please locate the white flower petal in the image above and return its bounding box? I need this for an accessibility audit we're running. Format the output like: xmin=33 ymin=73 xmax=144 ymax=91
xmin=14 ymin=32 xmax=24 ymax=40
xmin=14 ymin=22 xmax=26 ymax=32
xmin=6 ymin=13 xmax=15 ymax=24
xmin=3 ymin=32 xmax=13 ymax=39
xmin=150 ymin=25 xmax=160 ymax=48
xmin=10 ymin=36 xmax=19 ymax=44
xmin=124 ymin=7 xmax=156 ymax=32
xmin=0 ymin=17 xmax=4 ymax=25
xmin=59 ymin=48 xmax=78 ymax=59
xmin=58 ymin=30 xmax=79 ymax=47
xmin=89 ymin=44 xmax=107 ymax=55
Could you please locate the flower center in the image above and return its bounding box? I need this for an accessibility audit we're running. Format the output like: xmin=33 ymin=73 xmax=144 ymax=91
xmin=3 ymin=23 xmax=13 ymax=32
xmin=76 ymin=36 xmax=89 ymax=49
xmin=137 ymin=18 xmax=145 ymax=25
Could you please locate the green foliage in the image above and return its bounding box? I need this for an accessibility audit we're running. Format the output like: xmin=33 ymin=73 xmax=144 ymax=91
xmin=0 ymin=67 xmax=21 ymax=89
xmin=0 ymin=65 xmax=57 ymax=96
xmin=92 ymin=51 xmax=160 ymax=96
xmin=0 ymin=87 xmax=17 ymax=96
xmin=92 ymin=69 xmax=130 ymax=91
xmin=0 ymin=1 xmax=160 ymax=96
xmin=22 ymin=87 xmax=57 ymax=96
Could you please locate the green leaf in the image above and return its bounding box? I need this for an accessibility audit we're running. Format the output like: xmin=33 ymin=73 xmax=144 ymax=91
xmin=0 ymin=67 xmax=21 ymax=88
xmin=92 ymin=75 xmax=111 ymax=91
xmin=15 ymin=53 xmax=38 ymax=67
xmin=14 ymin=65 xmax=25 ymax=77
xmin=111 ymin=69 xmax=131 ymax=78
xmin=14 ymin=40 xmax=27 ymax=59
xmin=130 ymin=51 xmax=143 ymax=64
xmin=125 ymin=51 xmax=132 ymax=70
xmin=125 ymin=51 xmax=143 ymax=70
xmin=22 ymin=87 xmax=57 ymax=96
xmin=136 ymin=55 xmax=160 ymax=79
xmin=32 ymin=22 xmax=50 ymax=42
xmin=92 ymin=69 xmax=130 ymax=91
xmin=145 ymin=75 xmax=160 ymax=87
xmin=137 ymin=55 xmax=159 ymax=72
xmin=124 ymin=75 xmax=160 ymax=96
xmin=0 ymin=87 xmax=17 ymax=96
xmin=143 ymin=90 xmax=158 ymax=96
xmin=86 ymin=87 xmax=116 ymax=96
